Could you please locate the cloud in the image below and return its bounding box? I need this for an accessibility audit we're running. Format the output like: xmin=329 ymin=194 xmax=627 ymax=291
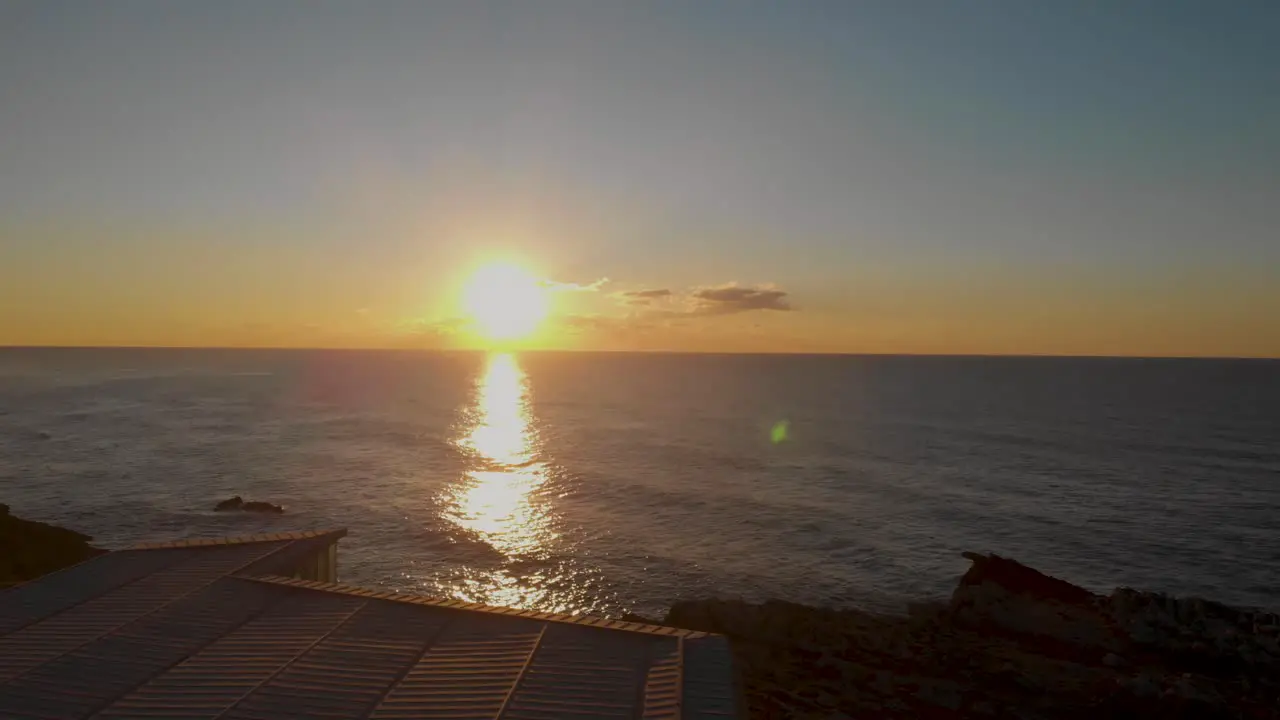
xmin=689 ymin=283 xmax=793 ymax=314
xmin=614 ymin=288 xmax=674 ymax=305
xmin=381 ymin=316 xmax=472 ymax=349
xmin=397 ymin=316 xmax=466 ymax=336
xmin=627 ymin=288 xmax=673 ymax=298
xmin=542 ymin=277 xmax=610 ymax=292
xmin=609 ymin=282 xmax=794 ymax=318
xmin=557 ymin=313 xmax=655 ymax=335
xmin=559 ymin=314 xmax=611 ymax=332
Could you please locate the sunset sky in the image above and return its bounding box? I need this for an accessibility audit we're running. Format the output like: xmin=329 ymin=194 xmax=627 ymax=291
xmin=2 ymin=1 xmax=1278 ymax=356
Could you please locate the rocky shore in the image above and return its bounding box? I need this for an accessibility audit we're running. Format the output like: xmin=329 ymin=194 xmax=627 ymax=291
xmin=0 ymin=503 xmax=105 ymax=586
xmin=628 ymin=552 xmax=1280 ymax=719
xmin=4 ymin=507 xmax=1275 ymax=718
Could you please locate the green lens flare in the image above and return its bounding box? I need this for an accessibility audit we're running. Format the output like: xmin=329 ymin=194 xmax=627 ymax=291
xmin=770 ymin=420 xmax=789 ymax=444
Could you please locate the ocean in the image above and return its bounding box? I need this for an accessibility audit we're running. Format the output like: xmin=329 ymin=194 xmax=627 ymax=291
xmin=1 ymin=348 xmax=1277 ymax=617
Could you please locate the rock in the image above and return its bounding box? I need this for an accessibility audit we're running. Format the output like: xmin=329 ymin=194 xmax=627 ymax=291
xmin=913 ymin=681 xmax=962 ymax=711
xmin=652 ymin=551 xmax=1280 ymax=718
xmin=957 ymin=552 xmax=1096 ymax=605
xmin=214 ymin=496 xmax=283 ymax=513
xmin=1125 ymin=673 xmax=1162 ymax=699
xmin=1102 ymin=584 xmax=1280 ymax=686
xmin=949 ymin=552 xmax=1124 ymax=655
xmin=906 ymin=599 xmax=947 ymax=624
xmin=971 ymin=700 xmax=996 ymax=716
xmin=1 ymin=505 xmax=107 ymax=585
xmin=214 ymin=496 xmax=243 ymax=511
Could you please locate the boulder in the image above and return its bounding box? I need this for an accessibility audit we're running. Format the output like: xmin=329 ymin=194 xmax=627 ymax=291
xmin=214 ymin=496 xmax=243 ymax=511
xmin=214 ymin=496 xmax=284 ymax=513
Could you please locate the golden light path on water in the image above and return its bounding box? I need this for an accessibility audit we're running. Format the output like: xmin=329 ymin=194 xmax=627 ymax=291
xmin=441 ymin=352 xmax=559 ymax=610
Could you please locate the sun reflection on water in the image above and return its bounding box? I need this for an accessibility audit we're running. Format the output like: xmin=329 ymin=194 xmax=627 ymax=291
xmin=440 ymin=352 xmax=558 ymax=608
xmin=460 ymin=353 xmax=532 ymax=467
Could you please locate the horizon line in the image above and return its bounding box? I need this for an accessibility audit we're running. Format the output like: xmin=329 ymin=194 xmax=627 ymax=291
xmin=1 ymin=344 xmax=1277 ymax=362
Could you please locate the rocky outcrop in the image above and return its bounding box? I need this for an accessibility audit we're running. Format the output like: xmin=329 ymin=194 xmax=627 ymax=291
xmin=649 ymin=552 xmax=1280 ymax=719
xmin=214 ymin=496 xmax=243 ymax=511
xmin=1107 ymin=587 xmax=1280 ymax=680
xmin=948 ymin=552 xmax=1127 ymax=657
xmin=213 ymin=496 xmax=284 ymax=514
xmin=0 ymin=504 xmax=107 ymax=586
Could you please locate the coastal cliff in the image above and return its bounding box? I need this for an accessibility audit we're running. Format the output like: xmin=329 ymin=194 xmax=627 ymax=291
xmin=0 ymin=504 xmax=106 ymax=586
xmin=635 ymin=553 xmax=1280 ymax=719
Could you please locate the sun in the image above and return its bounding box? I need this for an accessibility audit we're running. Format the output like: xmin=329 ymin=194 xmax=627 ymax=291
xmin=462 ymin=262 xmax=549 ymax=341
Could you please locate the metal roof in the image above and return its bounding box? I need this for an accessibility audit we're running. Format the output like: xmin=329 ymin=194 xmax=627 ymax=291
xmin=0 ymin=531 xmax=739 ymax=719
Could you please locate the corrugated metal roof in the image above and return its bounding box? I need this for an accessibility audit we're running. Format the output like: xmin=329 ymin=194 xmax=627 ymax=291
xmin=0 ymin=530 xmax=741 ymax=719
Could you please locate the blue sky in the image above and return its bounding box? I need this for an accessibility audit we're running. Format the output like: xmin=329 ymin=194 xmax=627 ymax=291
xmin=2 ymin=1 xmax=1277 ymax=354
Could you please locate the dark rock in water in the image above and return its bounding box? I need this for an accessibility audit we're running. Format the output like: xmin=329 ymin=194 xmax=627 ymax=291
xmin=214 ymin=496 xmax=283 ymax=513
xmin=37 ymin=431 xmax=51 ymax=440
xmin=1 ymin=504 xmax=107 ymax=586
xmin=214 ymin=496 xmax=243 ymax=511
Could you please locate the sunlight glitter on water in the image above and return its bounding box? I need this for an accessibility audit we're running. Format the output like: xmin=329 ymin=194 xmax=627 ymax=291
xmin=441 ymin=352 xmax=558 ymax=608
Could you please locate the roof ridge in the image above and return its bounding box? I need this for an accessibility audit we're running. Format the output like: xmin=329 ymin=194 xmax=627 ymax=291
xmin=237 ymin=573 xmax=712 ymax=639
xmin=129 ymin=529 xmax=346 ymax=550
